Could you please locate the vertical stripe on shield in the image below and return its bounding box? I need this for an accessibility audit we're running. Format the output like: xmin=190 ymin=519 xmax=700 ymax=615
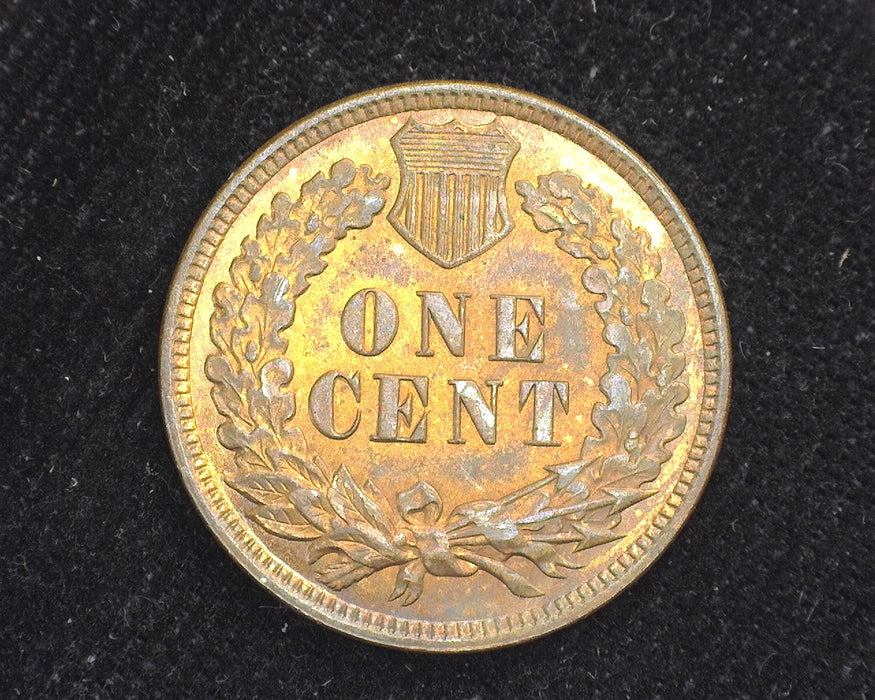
xmin=452 ymin=173 xmax=464 ymax=260
xmin=469 ymin=174 xmax=481 ymax=254
xmin=421 ymin=172 xmax=432 ymax=252
xmin=437 ymin=172 xmax=448 ymax=261
xmin=485 ymin=175 xmax=498 ymax=240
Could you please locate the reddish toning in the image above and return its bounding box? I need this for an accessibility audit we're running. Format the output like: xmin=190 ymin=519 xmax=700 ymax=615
xmin=161 ymin=82 xmax=730 ymax=651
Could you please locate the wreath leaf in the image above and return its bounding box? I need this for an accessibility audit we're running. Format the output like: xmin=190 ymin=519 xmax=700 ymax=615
xmin=250 ymin=505 xmax=323 ymax=541
xmin=225 ymin=472 xmax=298 ymax=505
xmin=249 ymin=358 xmax=295 ymax=436
xmin=456 ymin=550 xmax=543 ymax=598
xmin=328 ymin=467 xmax=394 ymax=538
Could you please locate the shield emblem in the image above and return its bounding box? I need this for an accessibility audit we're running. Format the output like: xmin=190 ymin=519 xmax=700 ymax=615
xmin=388 ymin=118 xmax=520 ymax=268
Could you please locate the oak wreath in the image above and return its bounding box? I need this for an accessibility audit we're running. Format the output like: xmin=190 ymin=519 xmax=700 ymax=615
xmin=205 ymin=158 xmax=688 ymax=604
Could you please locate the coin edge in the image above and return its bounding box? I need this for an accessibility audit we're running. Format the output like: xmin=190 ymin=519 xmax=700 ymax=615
xmin=159 ymin=80 xmax=732 ymax=652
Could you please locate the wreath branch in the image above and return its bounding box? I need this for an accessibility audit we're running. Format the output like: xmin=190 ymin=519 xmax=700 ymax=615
xmin=208 ymin=164 xmax=689 ymax=605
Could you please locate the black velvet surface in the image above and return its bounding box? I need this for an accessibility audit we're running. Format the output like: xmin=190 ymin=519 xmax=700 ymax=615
xmin=2 ymin=1 xmax=872 ymax=697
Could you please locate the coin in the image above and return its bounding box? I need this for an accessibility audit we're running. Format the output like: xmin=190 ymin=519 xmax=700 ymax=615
xmin=160 ymin=81 xmax=730 ymax=651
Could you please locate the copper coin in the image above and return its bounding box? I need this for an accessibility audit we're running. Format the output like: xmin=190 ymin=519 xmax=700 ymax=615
xmin=160 ymin=81 xmax=730 ymax=651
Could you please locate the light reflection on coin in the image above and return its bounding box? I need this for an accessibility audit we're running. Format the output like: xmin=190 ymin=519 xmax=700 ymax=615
xmin=160 ymin=82 xmax=730 ymax=651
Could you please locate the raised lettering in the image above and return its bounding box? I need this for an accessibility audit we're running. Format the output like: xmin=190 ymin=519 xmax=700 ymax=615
xmin=341 ymin=288 xmax=398 ymax=356
xmin=308 ymin=371 xmax=361 ymax=439
xmin=490 ymin=294 xmax=545 ymax=362
xmin=416 ymin=291 xmax=469 ymax=357
xmin=448 ymin=379 xmax=502 ymax=445
xmin=519 ymin=380 xmax=569 ymax=446
xmin=370 ymin=374 xmax=429 ymax=443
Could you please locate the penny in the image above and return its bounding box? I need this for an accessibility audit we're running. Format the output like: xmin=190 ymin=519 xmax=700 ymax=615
xmin=160 ymin=82 xmax=730 ymax=651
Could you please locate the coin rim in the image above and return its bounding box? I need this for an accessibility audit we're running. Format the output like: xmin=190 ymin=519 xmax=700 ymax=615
xmin=160 ymin=80 xmax=731 ymax=652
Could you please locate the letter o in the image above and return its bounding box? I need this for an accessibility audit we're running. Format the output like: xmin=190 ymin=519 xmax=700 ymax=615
xmin=340 ymin=288 xmax=398 ymax=356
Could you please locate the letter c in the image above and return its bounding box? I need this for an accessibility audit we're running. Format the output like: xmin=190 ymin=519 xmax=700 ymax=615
xmin=308 ymin=371 xmax=361 ymax=439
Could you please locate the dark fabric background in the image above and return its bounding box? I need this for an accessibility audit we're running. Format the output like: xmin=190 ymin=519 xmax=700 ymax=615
xmin=1 ymin=0 xmax=872 ymax=697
